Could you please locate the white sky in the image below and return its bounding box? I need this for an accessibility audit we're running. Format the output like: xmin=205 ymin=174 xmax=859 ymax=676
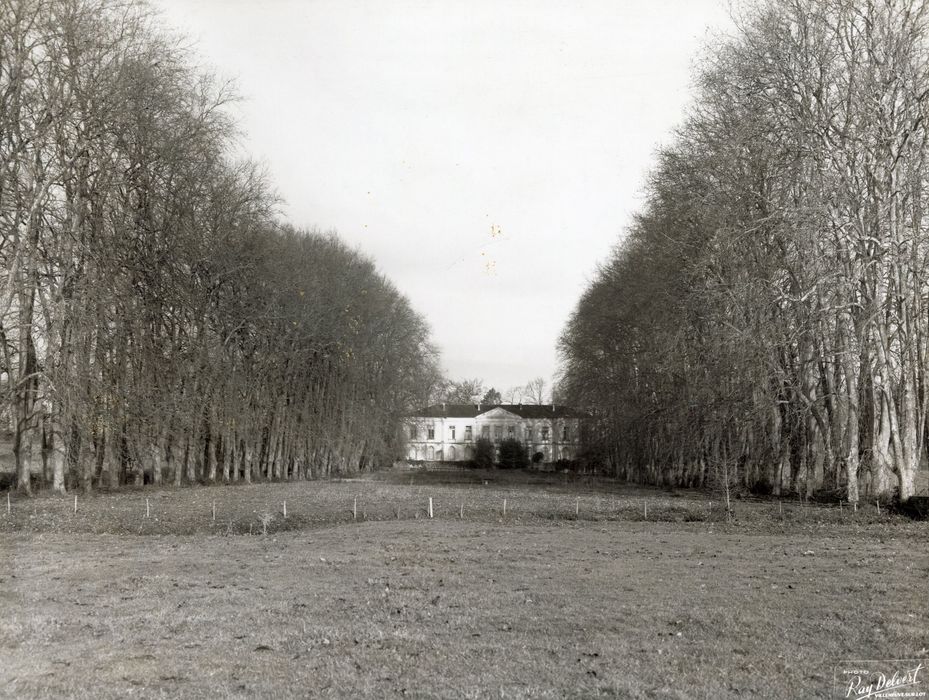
xmin=152 ymin=0 xmax=733 ymax=394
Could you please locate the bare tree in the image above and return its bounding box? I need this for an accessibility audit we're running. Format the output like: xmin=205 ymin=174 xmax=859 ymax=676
xmin=559 ymin=0 xmax=929 ymax=504
xmin=0 ymin=0 xmax=439 ymax=493
xmin=443 ymin=379 xmax=484 ymax=404
xmin=523 ymin=377 xmax=547 ymax=405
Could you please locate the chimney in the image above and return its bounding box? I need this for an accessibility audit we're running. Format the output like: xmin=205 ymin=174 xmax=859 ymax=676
xmin=442 ymin=402 xmax=446 ymax=414
xmin=477 ymin=403 xmax=481 ymax=412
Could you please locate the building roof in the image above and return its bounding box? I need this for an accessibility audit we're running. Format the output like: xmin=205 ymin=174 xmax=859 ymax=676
xmin=411 ymin=403 xmax=582 ymax=419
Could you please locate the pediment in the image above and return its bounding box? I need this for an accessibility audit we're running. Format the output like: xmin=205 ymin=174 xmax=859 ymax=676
xmin=477 ymin=407 xmax=521 ymax=420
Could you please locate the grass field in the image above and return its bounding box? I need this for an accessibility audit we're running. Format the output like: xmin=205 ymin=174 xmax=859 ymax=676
xmin=2 ymin=468 xmax=928 ymax=698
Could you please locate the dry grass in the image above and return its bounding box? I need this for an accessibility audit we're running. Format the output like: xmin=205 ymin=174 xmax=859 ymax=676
xmin=1 ymin=468 xmax=928 ymax=698
xmin=0 ymin=467 xmax=923 ymax=537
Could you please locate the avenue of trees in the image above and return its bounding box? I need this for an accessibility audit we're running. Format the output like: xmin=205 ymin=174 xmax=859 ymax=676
xmin=560 ymin=0 xmax=929 ymax=503
xmin=0 ymin=0 xmax=441 ymax=493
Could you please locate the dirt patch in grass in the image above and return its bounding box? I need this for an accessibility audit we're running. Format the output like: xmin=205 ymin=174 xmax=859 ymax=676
xmin=2 ymin=475 xmax=928 ymax=698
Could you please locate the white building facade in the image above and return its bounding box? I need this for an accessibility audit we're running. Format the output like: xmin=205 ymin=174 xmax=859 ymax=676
xmin=406 ymin=404 xmax=581 ymax=464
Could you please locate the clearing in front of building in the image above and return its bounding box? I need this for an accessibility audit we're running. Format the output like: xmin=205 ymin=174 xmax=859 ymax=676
xmin=2 ymin=469 xmax=927 ymax=698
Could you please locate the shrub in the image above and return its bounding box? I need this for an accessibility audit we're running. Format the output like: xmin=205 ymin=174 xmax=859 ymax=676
xmin=471 ymin=437 xmax=495 ymax=469
xmin=532 ymin=451 xmax=545 ymax=465
xmin=555 ymin=458 xmax=581 ymax=472
xmin=498 ymin=438 xmax=529 ymax=470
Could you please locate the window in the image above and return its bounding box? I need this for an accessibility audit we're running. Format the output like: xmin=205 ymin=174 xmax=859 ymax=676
xmin=481 ymin=425 xmax=490 ymax=439
xmin=450 ymin=425 xmax=456 ymax=440
xmin=494 ymin=425 xmax=502 ymax=441
xmin=527 ymin=427 xmax=533 ymax=441
xmin=541 ymin=426 xmax=549 ymax=441
xmin=427 ymin=426 xmax=435 ymax=440
xmin=507 ymin=425 xmax=515 ymax=438
xmin=410 ymin=425 xmax=418 ymax=440
xmin=465 ymin=426 xmax=473 ymax=441
xmin=563 ymin=425 xmax=569 ymax=441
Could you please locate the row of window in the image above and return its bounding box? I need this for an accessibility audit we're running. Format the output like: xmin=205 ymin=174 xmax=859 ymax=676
xmin=410 ymin=424 xmax=567 ymax=441
xmin=410 ymin=445 xmax=573 ymax=461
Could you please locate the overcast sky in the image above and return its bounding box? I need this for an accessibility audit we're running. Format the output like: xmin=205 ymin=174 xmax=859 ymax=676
xmin=153 ymin=0 xmax=733 ymax=395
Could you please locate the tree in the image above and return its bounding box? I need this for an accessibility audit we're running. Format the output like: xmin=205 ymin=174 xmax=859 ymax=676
xmin=497 ymin=438 xmax=528 ymax=470
xmin=481 ymin=388 xmax=502 ymax=405
xmin=559 ymin=0 xmax=929 ymax=505
xmin=471 ymin=437 xmax=495 ymax=469
xmin=524 ymin=377 xmax=547 ymax=405
xmin=0 ymin=0 xmax=439 ymax=493
xmin=444 ymin=378 xmax=484 ymax=404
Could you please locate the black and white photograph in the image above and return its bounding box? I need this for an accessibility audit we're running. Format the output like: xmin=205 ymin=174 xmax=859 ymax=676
xmin=1 ymin=0 xmax=928 ymax=697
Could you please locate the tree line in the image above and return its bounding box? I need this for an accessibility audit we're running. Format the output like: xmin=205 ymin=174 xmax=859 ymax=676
xmin=437 ymin=377 xmax=553 ymax=406
xmin=0 ymin=0 xmax=441 ymax=493
xmin=560 ymin=0 xmax=929 ymax=503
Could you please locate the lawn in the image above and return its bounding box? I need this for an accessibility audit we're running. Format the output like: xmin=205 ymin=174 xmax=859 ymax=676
xmin=1 ymin=469 xmax=927 ymax=698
